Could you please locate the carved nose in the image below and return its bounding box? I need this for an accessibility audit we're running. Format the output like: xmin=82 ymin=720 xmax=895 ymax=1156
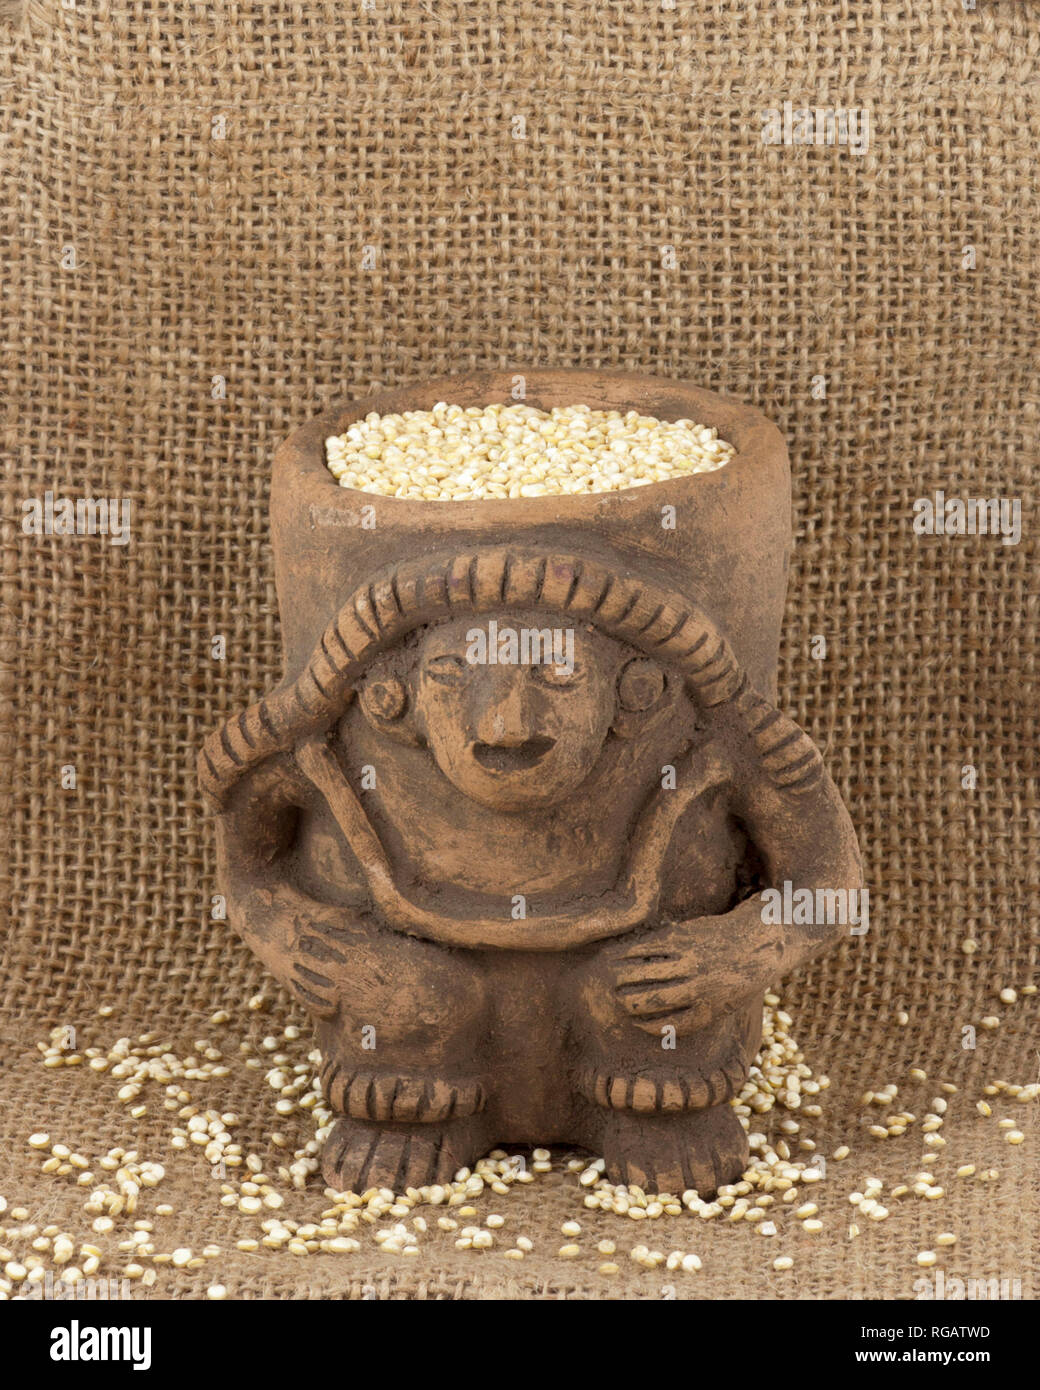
xmin=475 ymin=674 xmax=530 ymax=746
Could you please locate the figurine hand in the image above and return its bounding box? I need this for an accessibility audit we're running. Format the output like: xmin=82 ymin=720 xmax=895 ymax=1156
xmin=607 ymin=905 xmax=788 ymax=1037
xmin=607 ymin=920 xmax=712 ymax=1036
xmin=229 ymin=882 xmax=351 ymax=1023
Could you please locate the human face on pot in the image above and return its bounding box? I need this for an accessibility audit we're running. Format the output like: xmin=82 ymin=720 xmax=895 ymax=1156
xmin=412 ymin=612 xmax=619 ymax=810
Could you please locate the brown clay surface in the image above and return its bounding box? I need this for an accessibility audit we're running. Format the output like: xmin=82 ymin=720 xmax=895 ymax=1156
xmin=201 ymin=373 xmax=861 ymax=1195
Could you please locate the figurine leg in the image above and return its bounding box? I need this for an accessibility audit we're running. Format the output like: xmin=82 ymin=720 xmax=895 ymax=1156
xmin=315 ymin=929 xmax=492 ymax=1192
xmin=573 ymin=963 xmax=762 ymax=1195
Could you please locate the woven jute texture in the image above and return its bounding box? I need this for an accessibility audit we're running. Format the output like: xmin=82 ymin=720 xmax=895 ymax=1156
xmin=2 ymin=1 xmax=1038 ymax=1300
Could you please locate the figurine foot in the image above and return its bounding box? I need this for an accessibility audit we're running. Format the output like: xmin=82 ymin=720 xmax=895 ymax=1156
xmin=321 ymin=1115 xmax=488 ymax=1194
xmin=599 ymin=1102 xmax=748 ymax=1196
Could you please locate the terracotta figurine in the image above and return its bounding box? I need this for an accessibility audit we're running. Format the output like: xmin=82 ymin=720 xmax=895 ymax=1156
xmin=199 ymin=372 xmax=861 ymax=1196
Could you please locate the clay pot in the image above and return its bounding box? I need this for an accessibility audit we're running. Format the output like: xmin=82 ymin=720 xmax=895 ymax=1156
xmin=200 ymin=370 xmax=861 ymax=1197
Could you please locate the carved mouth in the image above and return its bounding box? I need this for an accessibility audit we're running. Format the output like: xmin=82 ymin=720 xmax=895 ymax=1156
xmin=472 ymin=737 xmax=556 ymax=773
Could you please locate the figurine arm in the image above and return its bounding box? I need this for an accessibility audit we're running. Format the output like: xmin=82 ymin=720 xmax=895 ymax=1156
xmin=213 ymin=755 xmax=372 ymax=1020
xmin=609 ymin=714 xmax=862 ymax=1035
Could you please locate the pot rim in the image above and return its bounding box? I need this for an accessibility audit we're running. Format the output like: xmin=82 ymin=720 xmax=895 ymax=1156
xmin=274 ymin=368 xmax=785 ymax=518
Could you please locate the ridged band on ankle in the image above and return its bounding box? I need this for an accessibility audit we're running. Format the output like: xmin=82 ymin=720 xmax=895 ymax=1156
xmin=577 ymin=1052 xmax=748 ymax=1114
xmin=320 ymin=1058 xmax=487 ymax=1122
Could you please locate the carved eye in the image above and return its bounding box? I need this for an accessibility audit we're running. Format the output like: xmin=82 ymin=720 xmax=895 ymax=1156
xmin=359 ymin=676 xmax=407 ymax=721
xmin=532 ymin=662 xmax=583 ymax=688
xmin=617 ymin=658 xmax=665 ymax=711
xmin=424 ymin=654 xmax=470 ymax=686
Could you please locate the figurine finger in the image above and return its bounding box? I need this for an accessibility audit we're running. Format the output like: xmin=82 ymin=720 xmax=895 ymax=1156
xmin=630 ymin=1006 xmax=702 ymax=1036
xmin=615 ymin=944 xmax=682 ymax=964
xmin=613 ymin=965 xmax=685 ymax=989
xmin=620 ymin=980 xmax=695 ymax=1017
xmin=291 ymin=967 xmax=338 ymax=1020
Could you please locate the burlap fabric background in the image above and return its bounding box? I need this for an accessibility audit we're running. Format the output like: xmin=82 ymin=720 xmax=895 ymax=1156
xmin=2 ymin=1 xmax=1037 ymax=1300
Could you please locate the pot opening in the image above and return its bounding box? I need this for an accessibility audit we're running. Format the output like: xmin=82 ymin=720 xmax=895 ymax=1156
xmin=323 ymin=400 xmax=733 ymax=503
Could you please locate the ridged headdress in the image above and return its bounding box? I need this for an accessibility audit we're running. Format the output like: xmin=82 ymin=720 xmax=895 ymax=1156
xmin=199 ymin=544 xmax=823 ymax=806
